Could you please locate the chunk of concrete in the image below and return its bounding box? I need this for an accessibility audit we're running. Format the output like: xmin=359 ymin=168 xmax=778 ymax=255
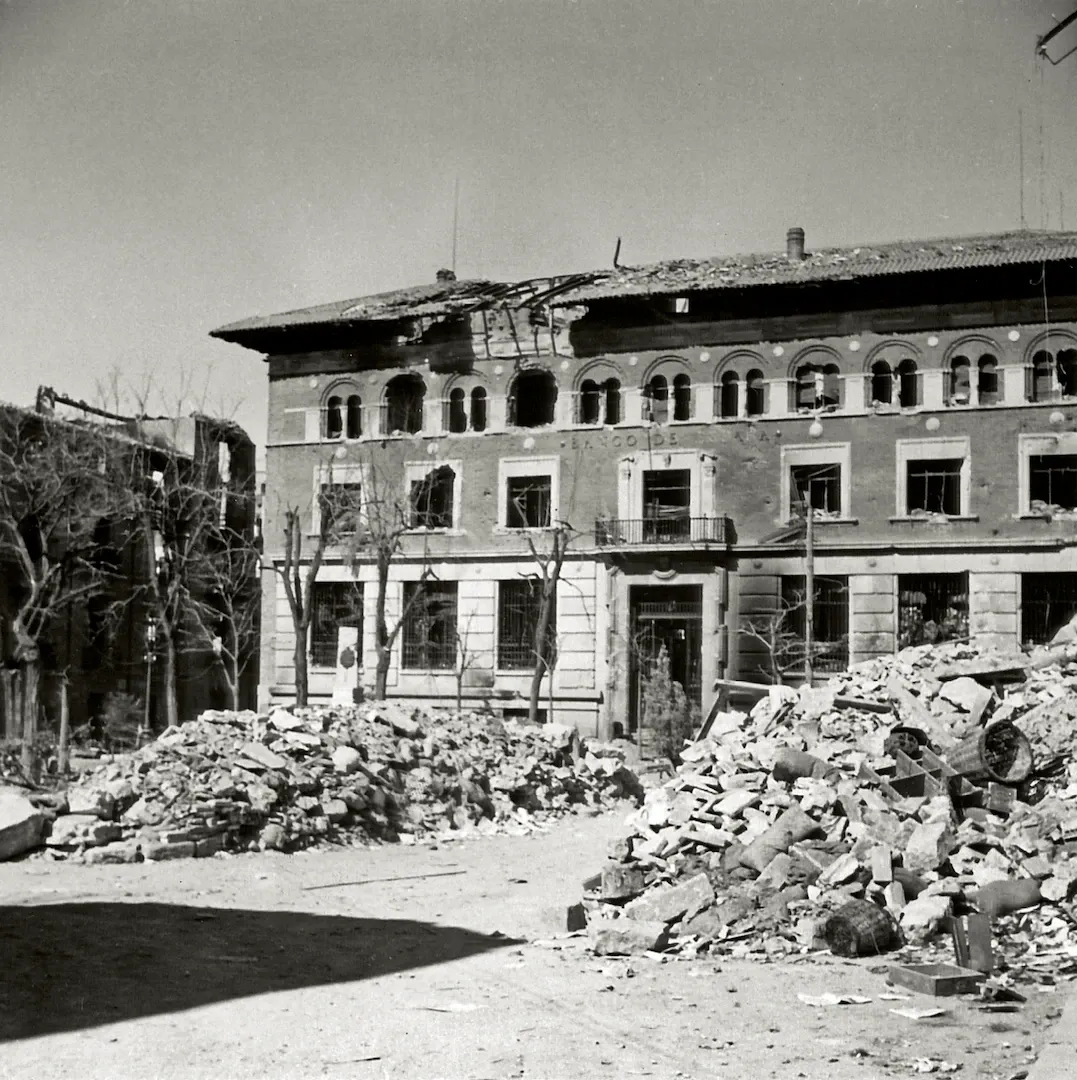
xmin=600 ymin=864 xmax=646 ymax=901
xmin=66 ymin=786 xmax=117 ymax=820
xmin=899 ymin=893 xmax=953 ymax=944
xmin=45 ymin=815 xmax=122 ymax=848
xmin=623 ymin=872 xmax=715 ymax=925
xmin=332 ymin=745 xmax=363 ymax=774
xmin=0 ymin=790 xmax=45 ymax=861
xmin=237 ymin=742 xmax=288 ymax=770
xmin=904 ymin=819 xmax=956 ymax=875
xmin=588 ymin=918 xmax=670 ymax=956
xmin=938 ymin=677 xmax=993 ymax=725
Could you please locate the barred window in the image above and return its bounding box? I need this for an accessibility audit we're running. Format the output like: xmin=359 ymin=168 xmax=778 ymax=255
xmin=506 ymin=475 xmax=552 ymax=528
xmin=898 ymin=573 xmax=968 ymax=649
xmin=310 ymin=582 xmax=364 ymax=668
xmin=498 ymin=578 xmax=556 ymax=670
xmin=780 ymin=575 xmax=849 ymax=673
xmin=401 ymin=581 xmax=458 ymax=669
xmin=1030 ymin=454 xmax=1077 ymax=511
xmin=1022 ymin=572 xmax=1077 ymax=645
xmin=907 ymin=459 xmax=962 ymax=515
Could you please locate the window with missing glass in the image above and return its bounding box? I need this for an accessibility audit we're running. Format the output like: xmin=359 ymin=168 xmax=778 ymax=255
xmin=790 ymin=463 xmax=842 ymax=516
xmin=906 ymin=459 xmax=963 ymax=515
xmin=1029 ymin=454 xmax=1077 ymax=511
xmin=310 ymin=582 xmax=364 ymax=668
xmin=779 ymin=575 xmax=849 ymax=673
xmin=506 ymin=475 xmax=552 ymax=528
xmin=497 ymin=578 xmax=556 ymax=670
xmin=409 ymin=465 xmax=455 ymax=528
xmin=320 ymin=482 xmax=362 ymax=535
xmin=401 ymin=581 xmax=458 ymax=669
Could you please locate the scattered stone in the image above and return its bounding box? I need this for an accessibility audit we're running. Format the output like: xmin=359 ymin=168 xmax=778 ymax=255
xmin=588 ymin=918 xmax=670 ymax=956
xmin=0 ymin=790 xmax=45 ymax=861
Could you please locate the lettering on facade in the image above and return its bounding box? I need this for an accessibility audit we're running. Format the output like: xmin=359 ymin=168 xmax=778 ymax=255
xmin=567 ymin=430 xmax=680 ymax=451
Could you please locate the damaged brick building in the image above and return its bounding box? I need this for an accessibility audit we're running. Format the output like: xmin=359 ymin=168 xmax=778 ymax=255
xmin=213 ymin=229 xmax=1077 ymax=739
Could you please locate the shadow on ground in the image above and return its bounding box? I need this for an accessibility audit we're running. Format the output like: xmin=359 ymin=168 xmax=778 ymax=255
xmin=0 ymin=902 xmax=522 ymax=1041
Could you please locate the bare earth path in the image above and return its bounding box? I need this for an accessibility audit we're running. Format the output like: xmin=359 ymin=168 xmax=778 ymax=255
xmin=0 ymin=810 xmax=1062 ymax=1080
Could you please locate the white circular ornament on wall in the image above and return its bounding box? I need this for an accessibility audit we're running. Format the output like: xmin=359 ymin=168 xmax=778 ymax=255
xmin=848 ymin=340 xmax=861 ymax=352
xmin=523 ymin=436 xmax=535 ymax=450
xmin=699 ymin=351 xmax=711 ymax=362
xmin=427 ymin=443 xmax=439 ymax=455
xmin=629 ymin=356 xmax=638 ymax=366
xmin=494 ymin=364 xmax=504 ymax=376
xmin=559 ymin=360 xmax=570 ymax=371
xmin=772 ymin=346 xmax=784 ymax=358
xmin=1008 ymin=330 xmax=1021 ymax=342
xmin=925 ymin=417 xmax=941 ymax=432
xmin=927 ymin=336 xmax=939 ymax=347
xmin=308 ymin=377 xmax=319 ymax=389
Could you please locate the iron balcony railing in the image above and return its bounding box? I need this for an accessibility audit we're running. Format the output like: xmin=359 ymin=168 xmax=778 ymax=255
xmin=594 ymin=515 xmax=732 ymax=547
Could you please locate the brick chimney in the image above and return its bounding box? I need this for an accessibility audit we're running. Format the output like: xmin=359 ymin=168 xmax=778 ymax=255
xmin=786 ymin=227 xmax=806 ymax=261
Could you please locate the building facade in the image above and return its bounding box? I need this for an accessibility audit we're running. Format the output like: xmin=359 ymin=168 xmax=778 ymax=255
xmin=214 ymin=230 xmax=1077 ymax=739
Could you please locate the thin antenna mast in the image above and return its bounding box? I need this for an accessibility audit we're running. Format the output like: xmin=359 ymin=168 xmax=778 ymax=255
xmin=451 ymin=176 xmax=460 ymax=276
xmin=1019 ymin=108 xmax=1026 ymax=229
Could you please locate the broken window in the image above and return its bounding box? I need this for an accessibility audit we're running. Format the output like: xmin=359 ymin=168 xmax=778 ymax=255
xmin=508 ymin=369 xmax=557 ymax=427
xmin=1022 ymin=572 xmax=1077 ymax=645
xmin=794 ymin=364 xmax=841 ymax=410
xmin=506 ymin=475 xmax=552 ymax=528
xmin=642 ymin=469 xmax=691 ymax=542
xmin=320 ymin=482 xmax=362 ymax=536
xmin=1030 ymin=351 xmax=1055 ymax=402
xmin=470 ymin=387 xmax=487 ymax=431
xmin=346 ymin=395 xmax=362 ymax=439
xmin=401 ymin=581 xmax=457 ymax=669
xmin=384 ymin=373 xmax=425 ymax=434
xmin=780 ymin=575 xmax=849 ymax=673
xmin=497 ymin=578 xmax=556 ymax=670
xmin=898 ymin=573 xmax=968 ymax=649
xmin=579 ymin=379 xmax=602 ymax=425
xmin=577 ymin=378 xmax=622 ymax=425
xmin=672 ymin=374 xmax=693 ymax=420
xmin=719 ymin=371 xmax=739 ymax=418
xmin=949 ymin=356 xmax=971 ymax=404
xmin=409 ymin=465 xmax=455 ymax=529
xmin=978 ymin=355 xmax=1000 ymax=405
xmin=645 ymin=375 xmax=669 ymax=424
xmin=790 ymin=463 xmax=842 ymax=518
xmin=324 ymin=395 xmax=343 ymax=439
xmin=746 ymin=369 xmax=766 ymax=416
xmin=871 ymin=361 xmax=893 ymax=405
xmin=906 ymin=458 xmax=963 ymax=515
xmin=604 ymin=380 xmax=622 ymax=424
xmin=1029 ymin=454 xmax=1077 ymax=511
xmin=1059 ymin=350 xmax=1077 ymax=397
xmin=310 ymin=582 xmax=364 ymax=668
xmin=446 ymin=388 xmax=467 ymax=433
xmin=896 ymin=359 xmax=920 ymax=407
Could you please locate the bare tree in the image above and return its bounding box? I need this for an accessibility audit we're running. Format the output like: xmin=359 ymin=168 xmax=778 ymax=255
xmin=452 ymin=607 xmax=484 ymax=716
xmin=740 ymin=589 xmax=843 ymax=685
xmin=0 ymin=405 xmax=122 ymax=770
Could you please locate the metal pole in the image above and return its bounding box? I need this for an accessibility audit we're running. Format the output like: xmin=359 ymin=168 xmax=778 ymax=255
xmin=804 ymin=504 xmax=815 ymax=686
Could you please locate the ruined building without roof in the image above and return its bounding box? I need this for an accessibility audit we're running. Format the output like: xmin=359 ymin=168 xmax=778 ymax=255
xmin=213 ymin=228 xmax=1077 ymax=739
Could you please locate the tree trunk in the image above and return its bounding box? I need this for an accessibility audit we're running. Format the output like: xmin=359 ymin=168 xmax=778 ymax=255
xmin=373 ymin=556 xmax=391 ymax=700
xmin=527 ymin=658 xmax=547 ymax=725
xmin=19 ymin=662 xmax=40 ymax=778
xmin=374 ymin=644 xmax=390 ymax=700
xmin=58 ymin=675 xmax=70 ymax=775
xmin=162 ymin=636 xmax=178 ymax=730
xmin=293 ymin=629 xmax=309 ymax=707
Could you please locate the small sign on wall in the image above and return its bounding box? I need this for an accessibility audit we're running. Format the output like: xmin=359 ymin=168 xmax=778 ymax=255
xmin=331 ymin=626 xmax=360 ymax=706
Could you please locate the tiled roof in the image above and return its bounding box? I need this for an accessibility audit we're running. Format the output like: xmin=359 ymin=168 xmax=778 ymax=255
xmin=210 ymin=230 xmax=1077 ymax=345
xmin=550 ymin=230 xmax=1077 ymax=305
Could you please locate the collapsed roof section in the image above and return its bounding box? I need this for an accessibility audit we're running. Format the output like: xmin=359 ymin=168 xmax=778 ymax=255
xmin=210 ymin=229 xmax=1077 ymax=353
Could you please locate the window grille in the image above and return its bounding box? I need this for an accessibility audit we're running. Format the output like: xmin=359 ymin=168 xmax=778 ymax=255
xmin=1022 ymin=572 xmax=1077 ymax=644
xmin=401 ymin=581 xmax=457 ymax=669
xmin=1030 ymin=454 xmax=1077 ymax=510
xmin=898 ymin=573 xmax=968 ymax=648
xmin=498 ymin=579 xmax=556 ymax=670
xmin=779 ymin=575 xmax=849 ymax=672
xmin=907 ymin=459 xmax=962 ymax=515
xmin=506 ymin=475 xmax=552 ymax=528
xmin=310 ymin=582 xmax=364 ymax=668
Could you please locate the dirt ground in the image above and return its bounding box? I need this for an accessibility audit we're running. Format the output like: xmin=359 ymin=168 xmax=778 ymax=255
xmin=0 ymin=809 xmax=1063 ymax=1080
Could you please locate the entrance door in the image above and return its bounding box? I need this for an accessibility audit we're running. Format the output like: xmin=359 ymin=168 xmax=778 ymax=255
xmin=628 ymin=585 xmax=703 ymax=735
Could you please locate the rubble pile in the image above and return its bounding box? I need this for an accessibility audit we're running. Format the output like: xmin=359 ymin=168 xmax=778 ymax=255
xmin=19 ymin=701 xmax=642 ymax=864
xmin=585 ymin=641 xmax=1077 ymax=969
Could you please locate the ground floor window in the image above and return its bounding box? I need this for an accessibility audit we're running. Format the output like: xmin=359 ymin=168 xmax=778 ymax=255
xmin=779 ymin=575 xmax=849 ymax=673
xmin=898 ymin=573 xmax=968 ymax=648
xmin=310 ymin=582 xmax=364 ymax=668
xmin=401 ymin=581 xmax=458 ymax=669
xmin=497 ymin=578 xmax=556 ymax=670
xmin=1022 ymin=572 xmax=1077 ymax=645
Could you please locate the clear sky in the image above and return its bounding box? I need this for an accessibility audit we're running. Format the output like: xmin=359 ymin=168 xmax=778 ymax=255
xmin=2 ymin=0 xmax=1075 ymax=449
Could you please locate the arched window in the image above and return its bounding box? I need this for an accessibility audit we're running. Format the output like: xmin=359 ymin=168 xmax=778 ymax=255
xmin=820 ymin=365 xmax=842 ymax=409
xmin=325 ymin=395 xmax=343 ymax=439
xmin=447 ymin=387 xmax=467 ymax=433
xmin=949 ymin=356 xmax=971 ymax=404
xmin=746 ymin=369 xmax=766 ymax=416
xmin=1031 ymin=351 xmax=1054 ymax=402
xmin=871 ymin=361 xmax=893 ymax=405
xmin=470 ymin=387 xmax=487 ymax=431
xmin=603 ymin=379 xmax=622 ymax=425
xmin=346 ymin=395 xmax=362 ymax=439
xmin=645 ymin=375 xmax=669 ymax=424
xmin=1059 ymin=349 xmax=1077 ymax=397
xmin=672 ymin=374 xmax=692 ymax=421
xmin=719 ymin=371 xmax=739 ymax=418
xmin=795 ymin=366 xmax=815 ymax=411
xmin=978 ymin=355 xmax=999 ymax=405
xmin=897 ymin=359 xmax=920 ymax=407
xmin=385 ymin=373 xmax=425 ymax=434
xmin=509 ymin=369 xmax=557 ymax=427
xmin=579 ymin=379 xmax=601 ymax=425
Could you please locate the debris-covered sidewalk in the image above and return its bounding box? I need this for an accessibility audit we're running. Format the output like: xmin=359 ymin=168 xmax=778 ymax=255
xmin=582 ymin=639 xmax=1077 ymax=1008
xmin=0 ymin=702 xmax=643 ymax=864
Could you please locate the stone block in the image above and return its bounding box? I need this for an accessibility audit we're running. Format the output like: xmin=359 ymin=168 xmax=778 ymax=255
xmin=143 ymin=840 xmax=197 ymax=861
xmin=83 ymin=841 xmax=141 ymax=865
xmin=323 ymin=798 xmax=349 ymax=824
xmin=904 ymin=820 xmax=956 ymax=875
xmin=0 ymin=791 xmax=45 ymax=861
xmin=332 ymin=746 xmax=363 ymax=774
xmin=899 ymin=893 xmax=953 ymax=944
xmin=66 ymin=786 xmax=117 ymax=820
xmin=588 ymin=918 xmax=670 ymax=956
xmin=195 ymin=834 xmax=227 ymax=858
xmin=46 ymin=815 xmax=122 ymax=848
xmin=624 ymin=872 xmax=714 ymax=925
xmin=237 ymin=743 xmax=288 ymax=770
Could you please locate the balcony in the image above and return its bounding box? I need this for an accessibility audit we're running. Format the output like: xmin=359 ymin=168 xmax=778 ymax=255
xmin=594 ymin=515 xmax=732 ymax=548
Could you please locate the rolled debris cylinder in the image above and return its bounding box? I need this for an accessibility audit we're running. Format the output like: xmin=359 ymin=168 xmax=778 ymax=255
xmin=945 ymin=722 xmax=1033 ymax=785
xmin=971 ymin=878 xmax=1042 ymax=920
xmin=772 ymin=748 xmax=838 ymax=783
xmin=824 ymin=899 xmax=899 ymax=957
xmin=740 ymin=803 xmax=818 ymax=874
